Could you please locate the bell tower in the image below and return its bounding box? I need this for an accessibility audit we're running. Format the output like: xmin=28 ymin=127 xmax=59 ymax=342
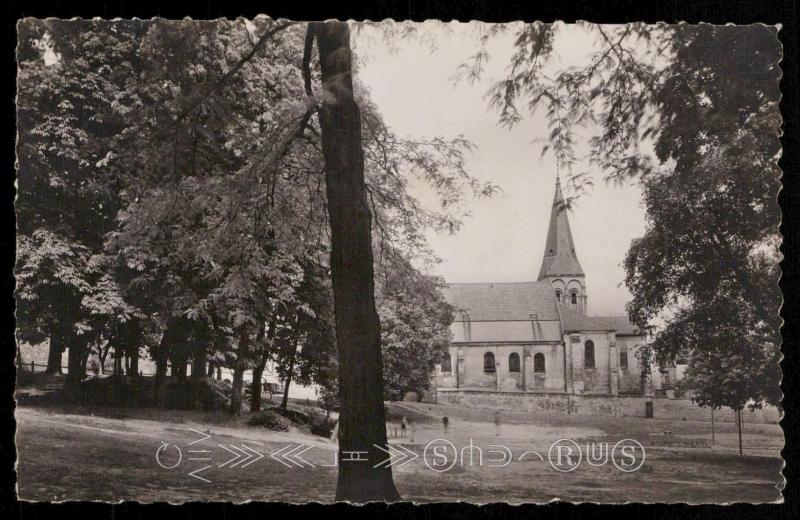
xmin=537 ymin=175 xmax=587 ymax=314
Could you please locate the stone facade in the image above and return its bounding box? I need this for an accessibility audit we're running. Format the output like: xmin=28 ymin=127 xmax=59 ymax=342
xmin=435 ymin=176 xmax=680 ymax=402
xmin=440 ymin=342 xmax=568 ymax=392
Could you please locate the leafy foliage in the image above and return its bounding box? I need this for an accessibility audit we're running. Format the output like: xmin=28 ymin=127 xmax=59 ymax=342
xmin=17 ymin=18 xmax=477 ymax=407
xmin=460 ymin=22 xmax=781 ymax=409
xmin=376 ymin=254 xmax=453 ymax=400
xmin=623 ymin=26 xmax=781 ymax=409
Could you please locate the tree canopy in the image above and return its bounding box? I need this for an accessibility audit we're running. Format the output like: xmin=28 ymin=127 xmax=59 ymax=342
xmin=16 ymin=18 xmax=485 ymax=412
xmin=459 ymin=22 xmax=782 ymax=409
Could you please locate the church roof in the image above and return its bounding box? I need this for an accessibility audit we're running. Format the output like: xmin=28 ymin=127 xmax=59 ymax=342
xmin=537 ymin=177 xmax=585 ymax=280
xmin=558 ymin=305 xmax=615 ymax=333
xmin=444 ymin=281 xmax=560 ymax=322
xmin=595 ymin=315 xmax=644 ymax=336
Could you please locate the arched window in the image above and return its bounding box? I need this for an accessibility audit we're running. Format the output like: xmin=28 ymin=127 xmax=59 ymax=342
xmin=571 ymin=291 xmax=578 ymax=307
xmin=533 ymin=353 xmax=546 ymax=373
xmin=441 ymin=354 xmax=452 ymax=373
xmin=508 ymin=353 xmax=520 ymax=373
xmin=555 ymin=290 xmax=563 ymax=303
xmin=484 ymin=352 xmax=496 ymax=373
xmin=584 ymin=340 xmax=595 ymax=369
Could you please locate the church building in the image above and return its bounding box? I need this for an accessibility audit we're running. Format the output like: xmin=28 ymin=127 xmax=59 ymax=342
xmin=435 ymin=176 xmax=676 ymax=399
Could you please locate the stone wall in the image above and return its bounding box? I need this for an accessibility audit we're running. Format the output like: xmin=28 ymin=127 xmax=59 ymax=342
xmin=566 ymin=331 xmax=612 ymax=394
xmin=436 ymin=389 xmax=781 ymax=424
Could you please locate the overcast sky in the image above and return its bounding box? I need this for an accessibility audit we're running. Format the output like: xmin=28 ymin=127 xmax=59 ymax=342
xmin=354 ymin=23 xmax=647 ymax=317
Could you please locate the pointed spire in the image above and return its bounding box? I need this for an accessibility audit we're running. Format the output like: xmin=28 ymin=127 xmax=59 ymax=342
xmin=537 ymin=175 xmax=584 ymax=280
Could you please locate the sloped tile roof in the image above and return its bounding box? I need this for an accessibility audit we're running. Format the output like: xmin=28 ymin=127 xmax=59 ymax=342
xmin=444 ymin=281 xmax=560 ymax=322
xmin=558 ymin=305 xmax=616 ymax=332
xmin=595 ymin=315 xmax=643 ymax=336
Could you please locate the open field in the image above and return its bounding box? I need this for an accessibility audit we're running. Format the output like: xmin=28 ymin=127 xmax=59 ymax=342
xmin=15 ymin=399 xmax=784 ymax=504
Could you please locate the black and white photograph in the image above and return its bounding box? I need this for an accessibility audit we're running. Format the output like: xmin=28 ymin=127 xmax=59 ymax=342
xmin=13 ymin=17 xmax=784 ymax=503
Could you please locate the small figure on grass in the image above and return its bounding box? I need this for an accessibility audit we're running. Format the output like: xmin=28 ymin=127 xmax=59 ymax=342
xmin=442 ymin=415 xmax=449 ymax=434
xmin=400 ymin=416 xmax=408 ymax=438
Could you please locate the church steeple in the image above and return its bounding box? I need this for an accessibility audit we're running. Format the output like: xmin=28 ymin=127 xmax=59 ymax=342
xmin=538 ymin=175 xmax=588 ymax=313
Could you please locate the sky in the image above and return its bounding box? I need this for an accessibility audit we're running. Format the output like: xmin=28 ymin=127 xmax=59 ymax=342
xmin=354 ymin=23 xmax=647 ymax=317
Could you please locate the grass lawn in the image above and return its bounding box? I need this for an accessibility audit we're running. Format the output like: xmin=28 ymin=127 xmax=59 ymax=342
xmin=15 ymin=400 xmax=784 ymax=503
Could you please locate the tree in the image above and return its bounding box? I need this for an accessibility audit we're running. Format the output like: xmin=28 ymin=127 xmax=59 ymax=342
xmin=272 ymin=254 xmax=336 ymax=411
xmin=19 ymin=20 xmax=487 ymax=496
xmin=103 ymin=18 xmax=308 ymax=409
xmin=111 ymin=18 xmax=478 ymax=497
xmin=79 ymin=257 xmax=144 ymax=376
xmin=459 ymin=23 xmax=781 ymax=416
xmin=305 ymin=21 xmax=400 ymax=502
xmin=376 ymin=255 xmax=453 ymax=401
xmin=15 ymin=230 xmax=91 ymax=377
xmin=621 ymin=26 xmax=781 ymax=420
xmin=16 ymin=20 xmax=144 ymax=382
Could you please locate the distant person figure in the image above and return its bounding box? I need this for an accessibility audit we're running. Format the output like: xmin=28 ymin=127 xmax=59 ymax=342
xmin=409 ymin=418 xmax=416 ymax=442
xmin=494 ymin=410 xmax=502 ymax=437
xmin=442 ymin=415 xmax=449 ymax=434
xmin=400 ymin=417 xmax=408 ymax=438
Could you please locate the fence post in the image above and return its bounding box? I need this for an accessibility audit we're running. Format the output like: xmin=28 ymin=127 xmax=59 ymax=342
xmin=31 ymin=360 xmax=35 ymax=373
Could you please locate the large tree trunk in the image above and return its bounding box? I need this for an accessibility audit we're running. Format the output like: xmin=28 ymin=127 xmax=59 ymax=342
xmin=250 ymin=321 xmax=274 ymax=412
xmin=153 ymin=353 xmax=167 ymax=407
xmin=65 ymin=328 xmax=86 ymax=397
xmin=171 ymin=350 xmax=188 ymax=381
xmin=129 ymin=348 xmax=139 ymax=377
xmin=191 ymin=348 xmax=206 ymax=379
xmin=229 ymin=330 xmax=250 ymax=416
xmin=153 ymin=323 xmax=174 ymax=407
xmin=66 ymin=346 xmax=85 ymax=387
xmin=280 ymin=338 xmax=299 ymax=411
xmin=311 ymin=21 xmax=400 ymax=502
xmin=114 ymin=346 xmax=123 ymax=376
xmin=229 ymin=364 xmax=246 ymax=415
xmin=280 ymin=368 xmax=293 ymax=411
xmin=250 ymin=362 xmax=265 ymax=412
xmin=45 ymin=332 xmax=63 ymax=374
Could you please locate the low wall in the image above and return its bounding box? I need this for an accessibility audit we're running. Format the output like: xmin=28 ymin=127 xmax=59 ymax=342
xmin=436 ymin=389 xmax=781 ymax=424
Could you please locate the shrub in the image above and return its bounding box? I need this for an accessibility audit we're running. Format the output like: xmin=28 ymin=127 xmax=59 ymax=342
xmin=308 ymin=410 xmax=335 ymax=437
xmin=247 ymin=410 xmax=288 ymax=431
xmin=272 ymin=406 xmax=311 ymax=425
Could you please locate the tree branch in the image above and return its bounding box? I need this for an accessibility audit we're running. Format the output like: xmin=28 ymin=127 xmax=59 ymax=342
xmin=303 ymin=24 xmax=316 ymax=98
